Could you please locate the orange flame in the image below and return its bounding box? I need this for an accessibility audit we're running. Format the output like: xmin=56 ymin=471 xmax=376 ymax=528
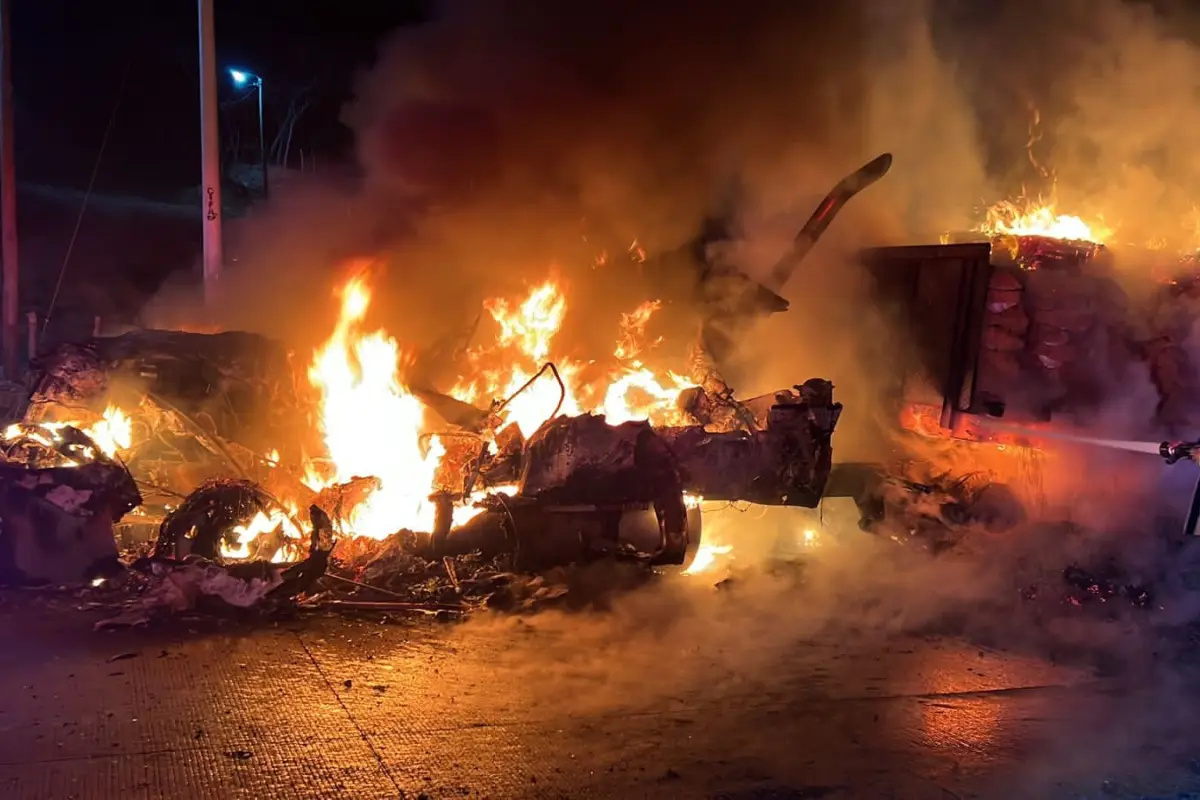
xmin=6 ymin=268 xmax=717 ymax=567
xmin=450 ymin=279 xmax=695 ymax=436
xmin=980 ymin=198 xmax=1111 ymax=244
xmin=85 ymin=405 xmax=132 ymax=458
xmin=603 ymin=299 xmax=694 ymax=427
xmin=2 ymin=403 xmax=136 ymax=462
xmin=301 ymin=270 xmax=702 ymax=551
xmin=307 ymin=273 xmax=445 ymax=538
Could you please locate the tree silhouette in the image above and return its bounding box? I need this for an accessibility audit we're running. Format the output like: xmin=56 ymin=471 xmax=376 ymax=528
xmin=220 ymin=76 xmax=318 ymax=186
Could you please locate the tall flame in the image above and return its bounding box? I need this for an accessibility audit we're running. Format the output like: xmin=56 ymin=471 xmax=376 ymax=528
xmin=307 ymin=273 xmax=698 ymax=543
xmin=603 ymin=299 xmax=694 ymax=427
xmin=452 ymin=278 xmax=584 ymax=439
xmin=308 ymin=272 xmax=444 ymax=538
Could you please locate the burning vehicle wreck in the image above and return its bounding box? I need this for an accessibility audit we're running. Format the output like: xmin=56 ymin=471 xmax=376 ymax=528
xmin=0 ymin=144 xmax=1182 ymax=624
xmin=427 ymin=380 xmax=839 ymax=569
xmin=0 ymin=272 xmax=846 ymax=615
xmin=0 ymin=155 xmax=886 ymax=610
xmin=3 ymin=320 xmax=841 ymax=589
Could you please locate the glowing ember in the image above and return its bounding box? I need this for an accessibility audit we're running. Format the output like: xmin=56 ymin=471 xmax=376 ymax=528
xmin=981 ymin=199 xmax=1110 ymax=244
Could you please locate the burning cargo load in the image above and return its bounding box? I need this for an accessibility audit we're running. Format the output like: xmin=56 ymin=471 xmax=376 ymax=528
xmin=878 ymin=197 xmax=1200 ymax=441
xmin=853 ymin=195 xmax=1200 ymax=556
xmin=974 ymin=241 xmax=1128 ymax=423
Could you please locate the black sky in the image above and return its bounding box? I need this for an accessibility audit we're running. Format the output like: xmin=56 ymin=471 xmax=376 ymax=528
xmin=11 ymin=0 xmax=430 ymax=198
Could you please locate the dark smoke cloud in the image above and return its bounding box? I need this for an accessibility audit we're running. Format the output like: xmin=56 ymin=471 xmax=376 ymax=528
xmin=344 ymin=0 xmax=867 ymax=245
xmin=151 ymin=1 xmax=943 ymax=364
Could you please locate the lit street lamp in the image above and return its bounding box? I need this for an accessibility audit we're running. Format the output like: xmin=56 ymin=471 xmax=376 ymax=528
xmin=229 ymin=68 xmax=267 ymax=199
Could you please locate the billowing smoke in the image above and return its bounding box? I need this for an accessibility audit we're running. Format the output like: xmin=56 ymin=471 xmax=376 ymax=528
xmin=146 ymin=0 xmax=994 ymax=371
xmin=940 ymin=0 xmax=1200 ymax=249
xmin=336 ymin=0 xmax=993 ymax=457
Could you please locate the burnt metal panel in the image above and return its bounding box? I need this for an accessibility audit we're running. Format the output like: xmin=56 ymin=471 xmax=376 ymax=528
xmin=860 ymin=243 xmax=993 ymax=430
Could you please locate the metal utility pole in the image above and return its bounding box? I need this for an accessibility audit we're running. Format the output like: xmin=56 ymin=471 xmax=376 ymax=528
xmin=197 ymin=0 xmax=223 ymax=306
xmin=0 ymin=0 xmax=19 ymax=380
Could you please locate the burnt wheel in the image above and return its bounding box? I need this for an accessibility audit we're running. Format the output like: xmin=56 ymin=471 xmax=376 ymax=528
xmin=662 ymin=503 xmax=704 ymax=574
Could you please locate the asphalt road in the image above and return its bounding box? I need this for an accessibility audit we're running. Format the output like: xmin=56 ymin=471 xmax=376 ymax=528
xmin=2 ymin=555 xmax=1200 ymax=800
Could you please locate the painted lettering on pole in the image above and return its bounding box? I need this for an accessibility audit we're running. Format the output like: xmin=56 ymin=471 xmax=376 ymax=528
xmin=205 ymin=186 xmax=218 ymax=221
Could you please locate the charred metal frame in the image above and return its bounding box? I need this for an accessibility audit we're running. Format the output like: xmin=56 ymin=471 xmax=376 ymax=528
xmin=860 ymin=243 xmax=994 ymax=433
xmin=433 ymin=378 xmax=842 ymax=568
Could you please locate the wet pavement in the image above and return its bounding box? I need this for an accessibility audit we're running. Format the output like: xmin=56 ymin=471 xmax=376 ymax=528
xmin=2 ymin=581 xmax=1200 ymax=800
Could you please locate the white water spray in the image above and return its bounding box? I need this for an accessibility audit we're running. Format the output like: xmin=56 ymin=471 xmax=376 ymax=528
xmin=977 ymin=419 xmax=1164 ymax=456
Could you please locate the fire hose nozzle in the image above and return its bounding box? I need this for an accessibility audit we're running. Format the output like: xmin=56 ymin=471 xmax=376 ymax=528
xmin=1161 ymin=440 xmax=1200 ymax=464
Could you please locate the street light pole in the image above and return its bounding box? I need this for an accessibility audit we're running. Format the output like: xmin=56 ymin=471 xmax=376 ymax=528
xmin=197 ymin=0 xmax=223 ymax=307
xmin=230 ymin=70 xmax=267 ymax=200
xmin=256 ymin=76 xmax=267 ymax=199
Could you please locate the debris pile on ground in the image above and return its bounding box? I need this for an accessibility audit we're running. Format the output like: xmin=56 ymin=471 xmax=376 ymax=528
xmin=94 ymin=505 xmax=334 ymax=629
xmin=838 ymin=465 xmax=1169 ymax=614
xmin=316 ymin=537 xmax=630 ymax=613
xmin=333 ymin=535 xmax=520 ymax=608
xmin=0 ymin=424 xmax=141 ymax=585
xmin=849 ymin=463 xmax=1028 ymax=550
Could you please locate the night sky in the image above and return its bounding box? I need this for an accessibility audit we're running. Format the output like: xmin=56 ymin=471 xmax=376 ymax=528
xmin=12 ymin=0 xmax=430 ymax=198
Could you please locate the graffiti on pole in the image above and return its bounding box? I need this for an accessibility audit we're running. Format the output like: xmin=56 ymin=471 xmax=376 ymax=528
xmin=205 ymin=187 xmax=218 ymax=221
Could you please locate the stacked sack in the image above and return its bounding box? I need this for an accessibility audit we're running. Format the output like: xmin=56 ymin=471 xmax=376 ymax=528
xmin=1144 ymin=279 xmax=1200 ymax=430
xmin=976 ymin=269 xmax=1027 ymax=404
xmin=1021 ymin=268 xmax=1098 ymax=406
